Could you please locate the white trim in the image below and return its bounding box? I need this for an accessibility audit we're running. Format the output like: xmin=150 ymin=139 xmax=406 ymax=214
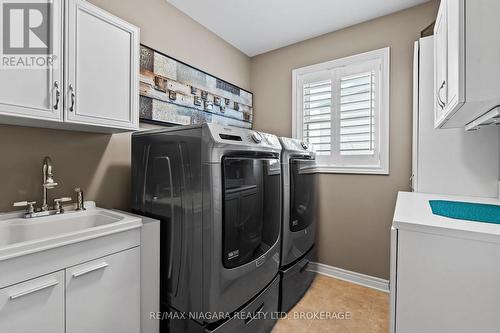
xmin=309 ymin=262 xmax=390 ymax=293
xmin=312 ymin=166 xmax=390 ymax=175
xmin=412 ymin=40 xmax=420 ymax=191
xmin=292 ymin=47 xmax=390 ymax=175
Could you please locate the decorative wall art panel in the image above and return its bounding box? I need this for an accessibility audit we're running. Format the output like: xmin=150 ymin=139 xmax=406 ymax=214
xmin=139 ymin=45 xmax=253 ymax=128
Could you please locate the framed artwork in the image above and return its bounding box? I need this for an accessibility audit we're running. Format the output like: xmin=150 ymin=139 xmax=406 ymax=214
xmin=139 ymin=45 xmax=253 ymax=129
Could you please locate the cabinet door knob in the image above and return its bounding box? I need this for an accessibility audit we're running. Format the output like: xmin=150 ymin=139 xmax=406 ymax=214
xmin=53 ymin=81 xmax=61 ymax=110
xmin=69 ymin=84 xmax=75 ymax=112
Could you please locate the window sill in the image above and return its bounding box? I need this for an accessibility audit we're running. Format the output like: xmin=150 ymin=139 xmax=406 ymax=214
xmin=312 ymin=165 xmax=389 ymax=175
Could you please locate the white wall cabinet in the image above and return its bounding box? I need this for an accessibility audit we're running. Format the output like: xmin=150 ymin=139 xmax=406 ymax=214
xmin=434 ymin=0 xmax=500 ymax=128
xmin=0 ymin=0 xmax=63 ymax=124
xmin=413 ymin=37 xmax=500 ymax=198
xmin=0 ymin=271 xmax=65 ymax=333
xmin=65 ymin=0 xmax=139 ymax=131
xmin=433 ymin=1 xmax=448 ymax=123
xmin=0 ymin=0 xmax=139 ymax=133
xmin=66 ymin=247 xmax=140 ymax=333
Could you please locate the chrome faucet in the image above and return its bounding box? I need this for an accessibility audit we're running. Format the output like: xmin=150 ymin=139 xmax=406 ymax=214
xmin=13 ymin=156 xmax=76 ymax=218
xmin=42 ymin=156 xmax=58 ymax=211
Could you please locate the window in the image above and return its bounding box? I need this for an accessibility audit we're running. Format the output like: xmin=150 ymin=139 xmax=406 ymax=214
xmin=292 ymin=48 xmax=390 ymax=174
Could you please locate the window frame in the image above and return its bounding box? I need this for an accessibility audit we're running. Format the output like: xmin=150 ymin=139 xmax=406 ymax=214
xmin=292 ymin=47 xmax=390 ymax=175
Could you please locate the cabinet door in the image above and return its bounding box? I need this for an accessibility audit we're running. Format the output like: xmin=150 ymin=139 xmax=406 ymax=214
xmin=0 ymin=271 xmax=64 ymax=333
xmin=445 ymin=0 xmax=465 ymax=115
xmin=0 ymin=0 xmax=63 ymax=122
xmin=66 ymin=247 xmax=140 ymax=333
xmin=396 ymin=230 xmax=500 ymax=333
xmin=65 ymin=0 xmax=139 ymax=130
xmin=434 ymin=0 xmax=448 ymax=125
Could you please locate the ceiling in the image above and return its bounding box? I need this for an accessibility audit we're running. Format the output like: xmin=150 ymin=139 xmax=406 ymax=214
xmin=167 ymin=0 xmax=429 ymax=57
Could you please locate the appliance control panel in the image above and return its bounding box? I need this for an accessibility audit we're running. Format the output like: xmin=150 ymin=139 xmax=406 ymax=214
xmin=279 ymin=137 xmax=315 ymax=154
xmin=207 ymin=123 xmax=281 ymax=149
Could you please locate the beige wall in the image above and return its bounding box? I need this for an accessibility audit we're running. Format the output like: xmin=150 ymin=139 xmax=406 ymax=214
xmin=0 ymin=0 xmax=251 ymax=212
xmin=0 ymin=0 xmax=438 ymax=280
xmin=250 ymin=2 xmax=439 ymax=279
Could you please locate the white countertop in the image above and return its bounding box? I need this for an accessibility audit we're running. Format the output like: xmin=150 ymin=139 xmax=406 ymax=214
xmin=393 ymin=191 xmax=500 ymax=242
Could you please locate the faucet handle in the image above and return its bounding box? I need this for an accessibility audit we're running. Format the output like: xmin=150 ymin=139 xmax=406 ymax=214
xmin=54 ymin=197 xmax=72 ymax=213
xmin=13 ymin=201 xmax=36 ymax=214
xmin=54 ymin=197 xmax=72 ymax=204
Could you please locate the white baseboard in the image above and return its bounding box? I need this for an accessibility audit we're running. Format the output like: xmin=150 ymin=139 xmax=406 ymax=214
xmin=309 ymin=262 xmax=390 ymax=293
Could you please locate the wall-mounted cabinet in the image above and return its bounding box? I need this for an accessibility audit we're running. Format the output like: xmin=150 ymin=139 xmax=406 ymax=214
xmin=0 ymin=0 xmax=139 ymax=133
xmin=434 ymin=0 xmax=500 ymax=129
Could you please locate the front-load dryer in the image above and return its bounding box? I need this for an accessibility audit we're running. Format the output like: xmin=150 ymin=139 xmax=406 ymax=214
xmin=278 ymin=137 xmax=317 ymax=312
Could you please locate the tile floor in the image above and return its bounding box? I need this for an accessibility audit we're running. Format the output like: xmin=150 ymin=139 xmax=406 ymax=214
xmin=272 ymin=274 xmax=389 ymax=333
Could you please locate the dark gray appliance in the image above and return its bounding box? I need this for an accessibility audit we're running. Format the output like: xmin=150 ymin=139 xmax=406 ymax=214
xmin=278 ymin=137 xmax=317 ymax=313
xmin=132 ymin=124 xmax=282 ymax=332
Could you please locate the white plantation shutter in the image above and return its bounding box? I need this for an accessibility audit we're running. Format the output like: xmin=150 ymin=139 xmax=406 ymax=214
xmin=293 ymin=48 xmax=389 ymax=174
xmin=339 ymin=72 xmax=375 ymax=155
xmin=303 ymin=80 xmax=332 ymax=155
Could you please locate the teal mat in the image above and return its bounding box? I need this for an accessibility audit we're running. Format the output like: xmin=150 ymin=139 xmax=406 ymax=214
xmin=429 ymin=200 xmax=500 ymax=224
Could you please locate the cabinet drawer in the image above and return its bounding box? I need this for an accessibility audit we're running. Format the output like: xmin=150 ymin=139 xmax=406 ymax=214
xmin=211 ymin=275 xmax=279 ymax=333
xmin=66 ymin=247 xmax=140 ymax=333
xmin=0 ymin=271 xmax=64 ymax=333
xmin=279 ymin=248 xmax=315 ymax=313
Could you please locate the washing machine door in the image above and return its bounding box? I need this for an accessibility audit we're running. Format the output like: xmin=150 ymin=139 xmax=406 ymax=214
xmin=201 ymin=155 xmax=281 ymax=320
xmin=281 ymin=157 xmax=316 ymax=266
xmin=289 ymin=158 xmax=316 ymax=232
xmin=222 ymin=157 xmax=281 ymax=269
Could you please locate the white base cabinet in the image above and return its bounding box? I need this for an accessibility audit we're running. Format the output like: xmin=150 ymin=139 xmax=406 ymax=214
xmin=0 ymin=0 xmax=139 ymax=133
xmin=392 ymin=229 xmax=500 ymax=333
xmin=391 ymin=192 xmax=500 ymax=333
xmin=0 ymin=271 xmax=65 ymax=333
xmin=0 ymin=248 xmax=140 ymax=333
xmin=0 ymin=221 xmax=142 ymax=333
xmin=66 ymin=247 xmax=140 ymax=333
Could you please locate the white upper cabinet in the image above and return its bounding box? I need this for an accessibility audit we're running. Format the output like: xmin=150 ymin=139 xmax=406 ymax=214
xmin=0 ymin=0 xmax=63 ymax=123
xmin=434 ymin=0 xmax=500 ymax=128
xmin=65 ymin=0 xmax=139 ymax=131
xmin=433 ymin=0 xmax=448 ymax=123
xmin=0 ymin=0 xmax=139 ymax=133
